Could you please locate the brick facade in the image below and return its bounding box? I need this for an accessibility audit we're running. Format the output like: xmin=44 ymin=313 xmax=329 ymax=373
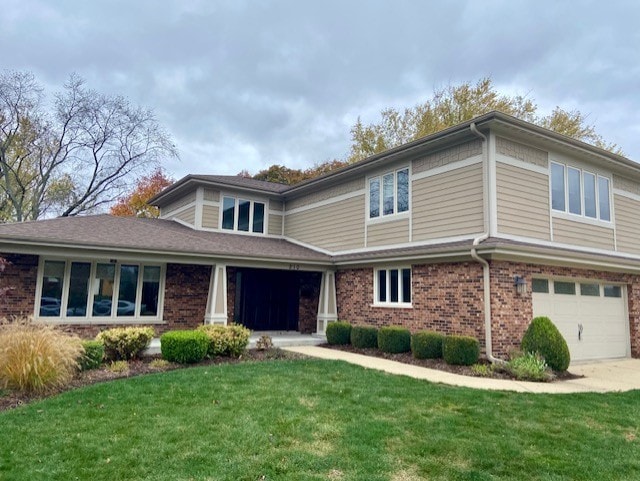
xmin=337 ymin=260 xmax=640 ymax=359
xmin=0 ymin=254 xmax=39 ymax=320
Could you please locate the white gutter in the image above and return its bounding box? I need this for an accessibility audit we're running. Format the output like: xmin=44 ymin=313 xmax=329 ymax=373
xmin=470 ymin=122 xmax=504 ymax=364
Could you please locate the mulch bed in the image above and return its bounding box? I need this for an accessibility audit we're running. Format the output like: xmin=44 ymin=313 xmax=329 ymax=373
xmin=0 ymin=348 xmax=305 ymax=413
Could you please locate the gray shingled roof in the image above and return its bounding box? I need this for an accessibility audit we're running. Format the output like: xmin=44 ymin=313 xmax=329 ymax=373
xmin=0 ymin=215 xmax=330 ymax=263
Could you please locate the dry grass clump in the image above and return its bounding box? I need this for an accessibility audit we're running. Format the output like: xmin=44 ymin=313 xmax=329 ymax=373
xmin=0 ymin=318 xmax=83 ymax=393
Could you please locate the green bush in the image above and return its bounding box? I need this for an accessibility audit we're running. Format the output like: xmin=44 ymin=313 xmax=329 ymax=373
xmin=521 ymin=316 xmax=570 ymax=372
xmin=79 ymin=340 xmax=104 ymax=371
xmin=378 ymin=326 xmax=411 ymax=353
xmin=96 ymin=326 xmax=155 ymax=361
xmin=326 ymin=321 xmax=352 ymax=345
xmin=442 ymin=335 xmax=480 ymax=366
xmin=198 ymin=324 xmax=251 ymax=357
xmin=160 ymin=330 xmax=209 ymax=364
xmin=507 ymin=352 xmax=552 ymax=382
xmin=350 ymin=326 xmax=378 ymax=348
xmin=411 ymin=331 xmax=444 ymax=359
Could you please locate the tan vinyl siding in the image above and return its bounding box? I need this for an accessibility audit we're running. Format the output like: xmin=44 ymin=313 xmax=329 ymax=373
xmin=614 ymin=194 xmax=640 ymax=255
xmin=552 ymin=217 xmax=615 ymax=250
xmin=270 ymin=200 xmax=284 ymax=211
xmin=285 ymin=196 xmax=365 ymax=250
xmin=160 ymin=191 xmax=197 ymax=217
xmin=172 ymin=205 xmax=196 ymax=226
xmin=412 ymin=163 xmax=484 ymax=240
xmin=268 ymin=213 xmax=283 ymax=236
xmin=367 ymin=218 xmax=409 ymax=247
xmin=496 ymin=162 xmax=551 ymax=240
xmin=203 ymin=188 xmax=219 ymax=202
xmin=286 ymin=178 xmax=365 ymax=210
xmin=202 ymin=205 xmax=218 ymax=229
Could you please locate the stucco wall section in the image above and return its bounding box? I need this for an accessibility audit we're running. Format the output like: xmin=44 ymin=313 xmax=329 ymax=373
xmin=412 ymin=140 xmax=482 ymax=174
xmin=496 ymin=137 xmax=549 ymax=168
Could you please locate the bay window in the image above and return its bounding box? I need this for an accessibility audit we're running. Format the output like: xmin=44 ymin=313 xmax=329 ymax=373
xmin=37 ymin=259 xmax=163 ymax=320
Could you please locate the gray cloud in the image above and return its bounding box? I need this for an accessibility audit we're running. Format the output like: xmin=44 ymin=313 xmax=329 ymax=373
xmin=2 ymin=0 xmax=639 ymax=178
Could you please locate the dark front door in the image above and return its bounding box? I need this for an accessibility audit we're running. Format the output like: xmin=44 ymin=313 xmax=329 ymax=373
xmin=234 ymin=268 xmax=299 ymax=331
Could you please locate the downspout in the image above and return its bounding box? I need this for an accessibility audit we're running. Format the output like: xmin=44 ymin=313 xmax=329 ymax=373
xmin=469 ymin=122 xmax=504 ymax=364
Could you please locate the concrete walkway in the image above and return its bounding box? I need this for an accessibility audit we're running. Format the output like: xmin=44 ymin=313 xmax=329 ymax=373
xmin=283 ymin=346 xmax=640 ymax=394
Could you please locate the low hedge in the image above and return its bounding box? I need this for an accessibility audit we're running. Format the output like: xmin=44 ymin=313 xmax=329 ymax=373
xmin=442 ymin=335 xmax=480 ymax=366
xmin=79 ymin=340 xmax=104 ymax=371
xmin=197 ymin=324 xmax=251 ymax=357
xmin=160 ymin=330 xmax=209 ymax=364
xmin=326 ymin=321 xmax=352 ymax=345
xmin=411 ymin=331 xmax=444 ymax=359
xmin=96 ymin=326 xmax=155 ymax=361
xmin=350 ymin=326 xmax=378 ymax=348
xmin=378 ymin=326 xmax=411 ymax=354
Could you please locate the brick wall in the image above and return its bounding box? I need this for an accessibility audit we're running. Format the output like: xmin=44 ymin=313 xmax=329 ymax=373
xmin=298 ymin=272 xmax=321 ymax=334
xmin=162 ymin=263 xmax=211 ymax=331
xmin=0 ymin=253 xmax=39 ymax=320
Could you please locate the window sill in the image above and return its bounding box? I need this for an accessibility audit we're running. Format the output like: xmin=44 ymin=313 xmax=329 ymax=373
xmin=370 ymin=303 xmax=413 ymax=309
xmin=367 ymin=211 xmax=410 ymax=225
xmin=34 ymin=318 xmax=166 ymax=325
xmin=551 ymin=210 xmax=613 ymax=229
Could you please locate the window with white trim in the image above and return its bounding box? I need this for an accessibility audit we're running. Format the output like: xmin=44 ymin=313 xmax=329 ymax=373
xmin=221 ymin=196 xmax=265 ymax=233
xmin=374 ymin=267 xmax=411 ymax=306
xmin=369 ymin=168 xmax=409 ymax=219
xmin=550 ymin=162 xmax=611 ymax=221
xmin=37 ymin=260 xmax=163 ymax=320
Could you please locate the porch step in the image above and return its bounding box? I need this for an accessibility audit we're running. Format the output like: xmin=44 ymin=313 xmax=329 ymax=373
xmin=144 ymin=331 xmax=326 ymax=356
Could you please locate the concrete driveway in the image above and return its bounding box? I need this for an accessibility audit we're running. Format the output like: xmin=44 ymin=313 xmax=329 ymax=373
xmin=565 ymin=359 xmax=640 ymax=393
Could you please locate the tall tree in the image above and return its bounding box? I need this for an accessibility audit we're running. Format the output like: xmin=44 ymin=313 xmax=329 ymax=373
xmin=0 ymin=71 xmax=178 ymax=222
xmin=246 ymin=159 xmax=349 ymax=185
xmin=110 ymin=168 xmax=174 ymax=218
xmin=348 ymin=77 xmax=621 ymax=162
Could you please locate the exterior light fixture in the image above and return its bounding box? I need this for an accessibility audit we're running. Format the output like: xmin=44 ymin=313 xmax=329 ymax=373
xmin=514 ymin=275 xmax=527 ymax=295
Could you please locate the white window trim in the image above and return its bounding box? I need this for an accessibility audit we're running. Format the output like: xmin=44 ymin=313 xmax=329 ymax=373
xmin=550 ymin=161 xmax=612 ymax=225
xmin=372 ymin=266 xmax=413 ymax=308
xmin=34 ymin=257 xmax=166 ymax=324
xmin=367 ymin=166 xmax=411 ymax=222
xmin=219 ymin=193 xmax=268 ymax=235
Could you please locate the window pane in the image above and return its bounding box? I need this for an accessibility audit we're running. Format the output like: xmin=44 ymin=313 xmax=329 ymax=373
xmin=402 ymin=268 xmax=411 ymax=303
xmin=377 ymin=270 xmax=386 ymax=302
xmin=237 ymin=199 xmax=250 ymax=231
xmin=568 ymin=167 xmax=582 ymax=215
xmin=584 ymin=172 xmax=597 ymax=218
xmin=40 ymin=260 xmax=65 ymax=317
xmin=93 ymin=263 xmax=115 ymax=316
xmin=117 ymin=265 xmax=139 ymax=317
xmin=397 ymin=169 xmax=409 ymax=213
xmin=531 ymin=278 xmax=549 ymax=293
xmin=580 ymin=283 xmax=600 ymax=296
xmin=369 ymin=178 xmax=380 ymax=218
xmin=252 ymin=202 xmax=265 ymax=233
xmin=551 ymin=163 xmax=565 ymax=211
xmin=390 ymin=269 xmax=399 ymax=302
xmin=598 ymin=177 xmax=611 ymax=221
xmin=554 ymin=281 xmax=576 ymax=295
xmin=67 ymin=262 xmax=90 ymax=317
xmin=604 ymin=285 xmax=622 ymax=298
xmin=222 ymin=197 xmax=235 ymax=230
xmin=141 ymin=266 xmax=161 ymax=316
xmin=383 ymin=173 xmax=394 ymax=215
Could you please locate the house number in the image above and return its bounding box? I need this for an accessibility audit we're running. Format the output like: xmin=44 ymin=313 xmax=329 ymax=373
xmin=289 ymin=264 xmax=300 ymax=270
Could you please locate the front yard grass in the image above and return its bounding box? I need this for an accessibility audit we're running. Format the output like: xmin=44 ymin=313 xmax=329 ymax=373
xmin=1 ymin=359 xmax=639 ymax=480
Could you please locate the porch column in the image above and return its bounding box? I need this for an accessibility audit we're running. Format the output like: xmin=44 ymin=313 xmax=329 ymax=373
xmin=205 ymin=264 xmax=228 ymax=325
xmin=316 ymin=270 xmax=337 ymax=334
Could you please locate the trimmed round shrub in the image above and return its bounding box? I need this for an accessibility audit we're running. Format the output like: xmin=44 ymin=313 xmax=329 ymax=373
xmin=197 ymin=324 xmax=251 ymax=357
xmin=79 ymin=340 xmax=104 ymax=371
xmin=161 ymin=330 xmax=209 ymax=364
xmin=411 ymin=331 xmax=445 ymax=359
xmin=350 ymin=326 xmax=378 ymax=348
xmin=96 ymin=326 xmax=155 ymax=360
xmin=443 ymin=335 xmax=480 ymax=366
xmin=378 ymin=326 xmax=411 ymax=353
xmin=326 ymin=321 xmax=352 ymax=345
xmin=521 ymin=316 xmax=570 ymax=372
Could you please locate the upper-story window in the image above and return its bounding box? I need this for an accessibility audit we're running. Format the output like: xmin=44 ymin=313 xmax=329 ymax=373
xmin=551 ymin=162 xmax=611 ymax=222
xmin=222 ymin=196 xmax=265 ymax=233
xmin=369 ymin=168 xmax=409 ymax=219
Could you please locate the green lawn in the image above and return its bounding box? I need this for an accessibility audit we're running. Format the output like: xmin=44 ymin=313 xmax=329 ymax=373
xmin=1 ymin=359 xmax=639 ymax=481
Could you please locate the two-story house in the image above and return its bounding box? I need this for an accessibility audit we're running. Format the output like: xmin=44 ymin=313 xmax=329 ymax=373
xmin=1 ymin=111 xmax=639 ymax=363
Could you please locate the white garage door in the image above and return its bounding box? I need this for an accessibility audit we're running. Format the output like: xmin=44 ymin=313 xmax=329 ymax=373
xmin=531 ymin=279 xmax=629 ymax=362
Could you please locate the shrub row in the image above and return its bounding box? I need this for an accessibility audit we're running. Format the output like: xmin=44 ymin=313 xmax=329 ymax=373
xmin=326 ymin=322 xmax=480 ymax=366
xmin=160 ymin=324 xmax=251 ymax=364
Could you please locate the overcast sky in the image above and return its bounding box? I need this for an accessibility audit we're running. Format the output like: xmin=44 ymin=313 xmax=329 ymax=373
xmin=2 ymin=0 xmax=639 ymax=180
